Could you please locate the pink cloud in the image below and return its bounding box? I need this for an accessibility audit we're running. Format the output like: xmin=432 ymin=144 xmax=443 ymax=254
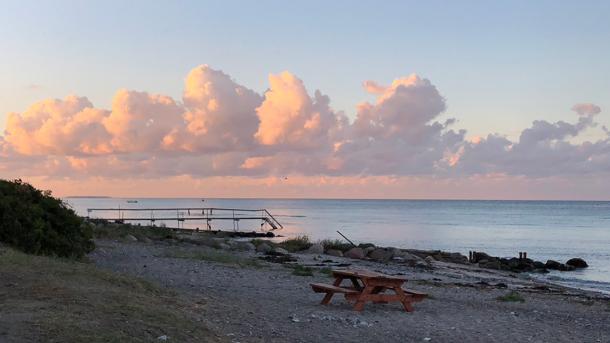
xmin=1 ymin=64 xmax=609 ymax=197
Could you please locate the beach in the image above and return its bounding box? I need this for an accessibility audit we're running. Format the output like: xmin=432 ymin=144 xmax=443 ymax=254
xmin=88 ymin=233 xmax=609 ymax=343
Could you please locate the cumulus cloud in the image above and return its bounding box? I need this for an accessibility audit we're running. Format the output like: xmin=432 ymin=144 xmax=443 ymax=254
xmin=1 ymin=65 xmax=609 ymax=184
xmin=255 ymin=72 xmax=345 ymax=150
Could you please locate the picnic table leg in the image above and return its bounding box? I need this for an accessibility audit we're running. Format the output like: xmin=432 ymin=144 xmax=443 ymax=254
xmin=353 ymin=285 xmax=374 ymax=311
xmin=393 ymin=286 xmax=414 ymax=312
xmin=319 ymin=276 xmax=345 ymax=305
xmin=321 ymin=292 xmax=334 ymax=305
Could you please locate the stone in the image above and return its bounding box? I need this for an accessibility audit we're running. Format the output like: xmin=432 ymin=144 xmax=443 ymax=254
xmin=326 ymin=249 xmax=343 ymax=257
xmin=306 ymin=243 xmax=324 ymax=254
xmin=364 ymin=246 xmax=376 ymax=255
xmin=545 ymin=260 xmax=562 ymax=270
xmin=344 ymin=247 xmax=365 ymax=259
xmin=424 ymin=256 xmax=435 ymax=265
xmin=256 ymin=243 xmax=273 ymax=253
xmin=157 ymin=335 xmax=168 ymax=341
xmin=234 ymin=242 xmax=256 ymax=251
xmin=274 ymin=247 xmax=289 ymax=254
xmin=369 ymin=248 xmax=394 ymax=262
xmin=125 ymin=234 xmax=138 ymax=242
xmin=566 ymin=258 xmax=588 ymax=268
xmin=141 ymin=237 xmax=153 ymax=244
xmin=218 ymin=243 xmax=231 ymax=250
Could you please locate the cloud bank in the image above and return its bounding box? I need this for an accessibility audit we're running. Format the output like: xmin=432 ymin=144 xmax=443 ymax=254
xmin=2 ymin=65 xmax=609 ymax=192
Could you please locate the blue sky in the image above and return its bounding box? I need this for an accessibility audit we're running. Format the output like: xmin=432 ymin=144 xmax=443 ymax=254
xmin=1 ymin=0 xmax=609 ymax=139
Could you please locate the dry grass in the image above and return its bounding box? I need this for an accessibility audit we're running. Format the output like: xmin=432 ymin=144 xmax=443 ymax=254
xmin=0 ymin=247 xmax=224 ymax=342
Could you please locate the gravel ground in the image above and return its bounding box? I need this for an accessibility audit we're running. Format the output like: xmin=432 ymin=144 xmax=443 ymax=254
xmin=90 ymin=239 xmax=610 ymax=343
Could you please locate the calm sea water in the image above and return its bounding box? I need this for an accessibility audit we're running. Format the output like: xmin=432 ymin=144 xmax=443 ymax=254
xmin=65 ymin=197 xmax=610 ymax=294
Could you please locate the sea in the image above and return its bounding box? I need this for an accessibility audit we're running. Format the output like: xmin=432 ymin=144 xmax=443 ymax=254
xmin=64 ymin=197 xmax=610 ymax=295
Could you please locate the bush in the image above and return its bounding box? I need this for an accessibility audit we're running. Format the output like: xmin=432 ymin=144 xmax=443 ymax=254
xmin=0 ymin=179 xmax=94 ymax=258
xmin=496 ymin=291 xmax=525 ymax=303
xmin=277 ymin=235 xmax=312 ymax=252
xmin=320 ymin=239 xmax=353 ymax=252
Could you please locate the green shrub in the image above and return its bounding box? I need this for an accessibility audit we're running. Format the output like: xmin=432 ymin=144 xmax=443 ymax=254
xmin=93 ymin=222 xmax=176 ymax=241
xmin=320 ymin=239 xmax=353 ymax=252
xmin=290 ymin=264 xmax=314 ymax=276
xmin=277 ymin=235 xmax=312 ymax=252
xmin=0 ymin=179 xmax=94 ymax=258
xmin=496 ymin=291 xmax=525 ymax=303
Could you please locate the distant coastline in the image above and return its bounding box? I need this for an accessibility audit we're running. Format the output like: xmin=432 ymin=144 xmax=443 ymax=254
xmin=64 ymin=196 xmax=111 ymax=199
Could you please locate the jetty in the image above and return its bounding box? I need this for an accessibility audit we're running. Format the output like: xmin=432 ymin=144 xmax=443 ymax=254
xmin=86 ymin=207 xmax=283 ymax=231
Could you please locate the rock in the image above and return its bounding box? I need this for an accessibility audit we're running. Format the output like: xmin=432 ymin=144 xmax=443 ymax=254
xmin=141 ymin=237 xmax=153 ymax=243
xmin=256 ymin=243 xmax=273 ymax=253
xmin=545 ymin=260 xmax=563 ymax=270
xmin=157 ymin=335 xmax=168 ymax=341
xmin=125 ymin=234 xmax=138 ymax=242
xmin=274 ymin=247 xmax=289 ymax=254
xmin=218 ymin=243 xmax=231 ymax=250
xmin=424 ymin=256 xmax=435 ymax=265
xmin=471 ymin=251 xmax=494 ymax=263
xmin=326 ymin=249 xmax=343 ymax=257
xmin=364 ymin=246 xmax=376 ymax=255
xmin=306 ymin=243 xmax=324 ymax=254
xmin=546 ymin=259 xmax=574 ymax=271
xmin=344 ymin=247 xmax=365 ymax=259
xmin=234 ymin=242 xmax=256 ymax=251
xmin=369 ymin=248 xmax=394 ymax=262
xmin=566 ymin=258 xmax=588 ymax=268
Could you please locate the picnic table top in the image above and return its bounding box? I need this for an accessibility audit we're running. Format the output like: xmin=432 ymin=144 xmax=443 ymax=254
xmin=332 ymin=269 xmax=408 ymax=281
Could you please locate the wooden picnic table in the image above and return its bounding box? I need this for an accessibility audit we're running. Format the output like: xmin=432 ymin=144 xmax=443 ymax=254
xmin=310 ymin=269 xmax=427 ymax=312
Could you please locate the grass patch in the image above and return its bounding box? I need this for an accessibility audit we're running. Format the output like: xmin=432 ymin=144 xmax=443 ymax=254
xmin=162 ymin=249 xmax=263 ymax=268
xmin=318 ymin=267 xmax=333 ymax=276
xmin=319 ymin=239 xmax=353 ymax=252
xmin=277 ymin=235 xmax=312 ymax=252
xmin=0 ymin=246 xmax=221 ymax=342
xmin=496 ymin=291 xmax=525 ymax=303
xmin=93 ymin=222 xmax=177 ymax=241
xmin=290 ymin=264 xmax=314 ymax=276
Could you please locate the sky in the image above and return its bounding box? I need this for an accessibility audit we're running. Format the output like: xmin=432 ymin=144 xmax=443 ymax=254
xmin=1 ymin=1 xmax=610 ymax=199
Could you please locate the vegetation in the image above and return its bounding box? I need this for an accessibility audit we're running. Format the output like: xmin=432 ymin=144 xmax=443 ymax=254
xmin=0 ymin=179 xmax=94 ymax=258
xmin=277 ymin=235 xmax=312 ymax=252
xmin=318 ymin=267 xmax=333 ymax=276
xmin=93 ymin=221 xmax=177 ymax=241
xmin=320 ymin=239 xmax=353 ymax=252
xmin=162 ymin=249 xmax=263 ymax=268
xmin=290 ymin=264 xmax=314 ymax=276
xmin=496 ymin=291 xmax=525 ymax=303
xmin=0 ymin=246 xmax=220 ymax=342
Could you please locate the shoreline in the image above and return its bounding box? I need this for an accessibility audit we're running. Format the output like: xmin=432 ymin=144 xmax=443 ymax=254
xmin=88 ymin=226 xmax=610 ymax=342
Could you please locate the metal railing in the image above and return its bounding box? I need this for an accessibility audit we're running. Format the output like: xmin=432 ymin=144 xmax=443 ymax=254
xmin=86 ymin=207 xmax=283 ymax=231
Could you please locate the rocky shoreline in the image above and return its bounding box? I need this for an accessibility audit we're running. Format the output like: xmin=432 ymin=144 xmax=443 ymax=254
xmin=87 ymin=230 xmax=610 ymax=342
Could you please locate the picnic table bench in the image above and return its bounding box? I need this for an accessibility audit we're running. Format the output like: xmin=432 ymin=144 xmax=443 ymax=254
xmin=310 ymin=269 xmax=427 ymax=312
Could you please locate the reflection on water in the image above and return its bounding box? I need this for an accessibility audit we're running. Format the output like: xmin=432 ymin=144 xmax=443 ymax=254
xmin=65 ymin=197 xmax=610 ymax=292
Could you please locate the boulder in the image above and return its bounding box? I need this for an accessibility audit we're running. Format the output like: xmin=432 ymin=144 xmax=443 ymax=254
xmin=471 ymin=251 xmax=494 ymax=263
xmin=424 ymin=256 xmax=435 ymax=265
xmin=305 ymin=243 xmax=324 ymax=254
xmin=256 ymin=243 xmax=273 ymax=253
xmin=234 ymin=242 xmax=256 ymax=251
xmin=344 ymin=247 xmax=365 ymax=259
xmin=545 ymin=260 xmax=562 ymax=270
xmin=566 ymin=258 xmax=588 ymax=268
xmin=364 ymin=246 xmax=376 ymax=255
xmin=369 ymin=248 xmax=394 ymax=262
xmin=125 ymin=234 xmax=138 ymax=242
xmin=326 ymin=249 xmax=343 ymax=257
xmin=274 ymin=247 xmax=289 ymax=254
